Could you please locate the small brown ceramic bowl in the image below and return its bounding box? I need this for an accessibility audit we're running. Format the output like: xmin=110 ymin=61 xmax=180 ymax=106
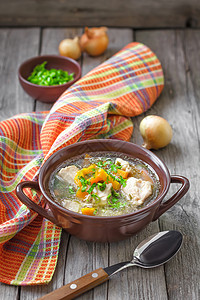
xmin=16 ymin=140 xmax=189 ymax=242
xmin=18 ymin=55 xmax=81 ymax=103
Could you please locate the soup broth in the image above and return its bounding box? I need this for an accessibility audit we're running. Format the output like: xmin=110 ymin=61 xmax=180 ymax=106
xmin=49 ymin=152 xmax=160 ymax=217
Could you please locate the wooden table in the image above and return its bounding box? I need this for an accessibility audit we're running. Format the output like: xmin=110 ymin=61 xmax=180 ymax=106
xmin=0 ymin=27 xmax=199 ymax=300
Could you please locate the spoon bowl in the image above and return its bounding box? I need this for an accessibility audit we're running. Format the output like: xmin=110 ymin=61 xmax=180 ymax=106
xmin=132 ymin=230 xmax=183 ymax=268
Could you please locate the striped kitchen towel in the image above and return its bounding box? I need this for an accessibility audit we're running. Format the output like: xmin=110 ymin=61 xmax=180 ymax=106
xmin=0 ymin=42 xmax=164 ymax=285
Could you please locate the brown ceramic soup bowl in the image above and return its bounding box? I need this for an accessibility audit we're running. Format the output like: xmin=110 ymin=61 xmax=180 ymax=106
xmin=16 ymin=140 xmax=189 ymax=242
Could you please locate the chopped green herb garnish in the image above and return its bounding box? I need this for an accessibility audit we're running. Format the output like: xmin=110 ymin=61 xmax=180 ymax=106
xmin=96 ymin=161 xmax=103 ymax=168
xmin=107 ymin=169 xmax=124 ymax=184
xmin=78 ymin=176 xmax=90 ymax=192
xmin=103 ymin=160 xmax=112 ymax=166
xmin=91 ymin=193 xmax=101 ymax=203
xmin=79 ymin=176 xmax=87 ymax=186
xmin=93 ymin=209 xmax=97 ymax=215
xmin=119 ymin=176 xmax=127 ymax=187
xmin=106 ymin=169 xmax=115 ymax=179
xmin=111 ymin=188 xmax=120 ymax=198
xmin=106 ymin=186 xmax=127 ymax=209
xmin=68 ymin=186 xmax=76 ymax=194
xmin=112 ymin=197 xmax=118 ymax=203
xmin=88 ymin=183 xmax=97 ymax=194
xmin=108 ymin=198 xmax=126 ymax=209
xmin=107 ymin=193 xmax=112 ymax=200
xmin=116 ymin=164 xmax=122 ymax=169
xmin=27 ymin=61 xmax=74 ymax=86
xmin=98 ymin=182 xmax=106 ymax=191
xmin=110 ymin=164 xmax=118 ymax=173
xmin=81 ymin=185 xmax=87 ymax=192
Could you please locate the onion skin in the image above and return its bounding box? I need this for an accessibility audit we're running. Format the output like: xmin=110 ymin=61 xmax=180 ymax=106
xmin=59 ymin=37 xmax=81 ymax=60
xmin=139 ymin=115 xmax=173 ymax=150
xmin=80 ymin=27 xmax=109 ymax=57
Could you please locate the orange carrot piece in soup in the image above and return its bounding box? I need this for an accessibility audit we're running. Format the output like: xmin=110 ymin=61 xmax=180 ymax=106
xmin=117 ymin=169 xmax=129 ymax=179
xmin=111 ymin=180 xmax=120 ymax=190
xmin=90 ymin=169 xmax=107 ymax=184
xmin=82 ymin=164 xmax=97 ymax=175
xmin=74 ymin=164 xmax=97 ymax=186
xmin=90 ymin=169 xmax=120 ymax=190
xmin=74 ymin=170 xmax=83 ymax=186
xmin=76 ymin=189 xmax=88 ymax=199
xmin=81 ymin=207 xmax=96 ymax=216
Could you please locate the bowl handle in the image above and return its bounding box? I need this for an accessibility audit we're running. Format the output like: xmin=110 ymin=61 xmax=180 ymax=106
xmin=16 ymin=181 xmax=58 ymax=225
xmin=152 ymin=175 xmax=190 ymax=221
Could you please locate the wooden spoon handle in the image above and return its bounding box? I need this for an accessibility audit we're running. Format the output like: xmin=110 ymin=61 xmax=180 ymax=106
xmin=38 ymin=268 xmax=109 ymax=300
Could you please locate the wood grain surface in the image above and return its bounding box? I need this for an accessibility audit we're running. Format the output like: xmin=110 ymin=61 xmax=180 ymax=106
xmin=0 ymin=27 xmax=199 ymax=300
xmin=0 ymin=0 xmax=200 ymax=28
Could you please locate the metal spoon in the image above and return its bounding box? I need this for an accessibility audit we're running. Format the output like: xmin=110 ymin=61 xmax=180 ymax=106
xmin=39 ymin=230 xmax=182 ymax=300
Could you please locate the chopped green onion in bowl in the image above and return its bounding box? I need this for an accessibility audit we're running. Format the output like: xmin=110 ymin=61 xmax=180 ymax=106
xmin=27 ymin=61 xmax=74 ymax=86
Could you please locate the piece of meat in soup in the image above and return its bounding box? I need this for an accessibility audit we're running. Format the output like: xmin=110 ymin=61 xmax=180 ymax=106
xmin=122 ymin=177 xmax=152 ymax=205
xmin=58 ymin=165 xmax=79 ymax=185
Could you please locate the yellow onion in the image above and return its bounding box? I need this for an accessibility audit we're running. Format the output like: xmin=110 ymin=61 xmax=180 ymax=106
xmin=58 ymin=37 xmax=81 ymax=60
xmin=139 ymin=115 xmax=173 ymax=150
xmin=79 ymin=27 xmax=109 ymax=56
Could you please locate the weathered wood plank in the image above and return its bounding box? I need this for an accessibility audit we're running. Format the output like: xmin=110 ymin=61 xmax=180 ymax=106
xmin=0 ymin=28 xmax=40 ymax=121
xmin=0 ymin=0 xmax=200 ymax=28
xmin=136 ymin=29 xmax=200 ymax=300
xmin=0 ymin=285 xmax=19 ymax=300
